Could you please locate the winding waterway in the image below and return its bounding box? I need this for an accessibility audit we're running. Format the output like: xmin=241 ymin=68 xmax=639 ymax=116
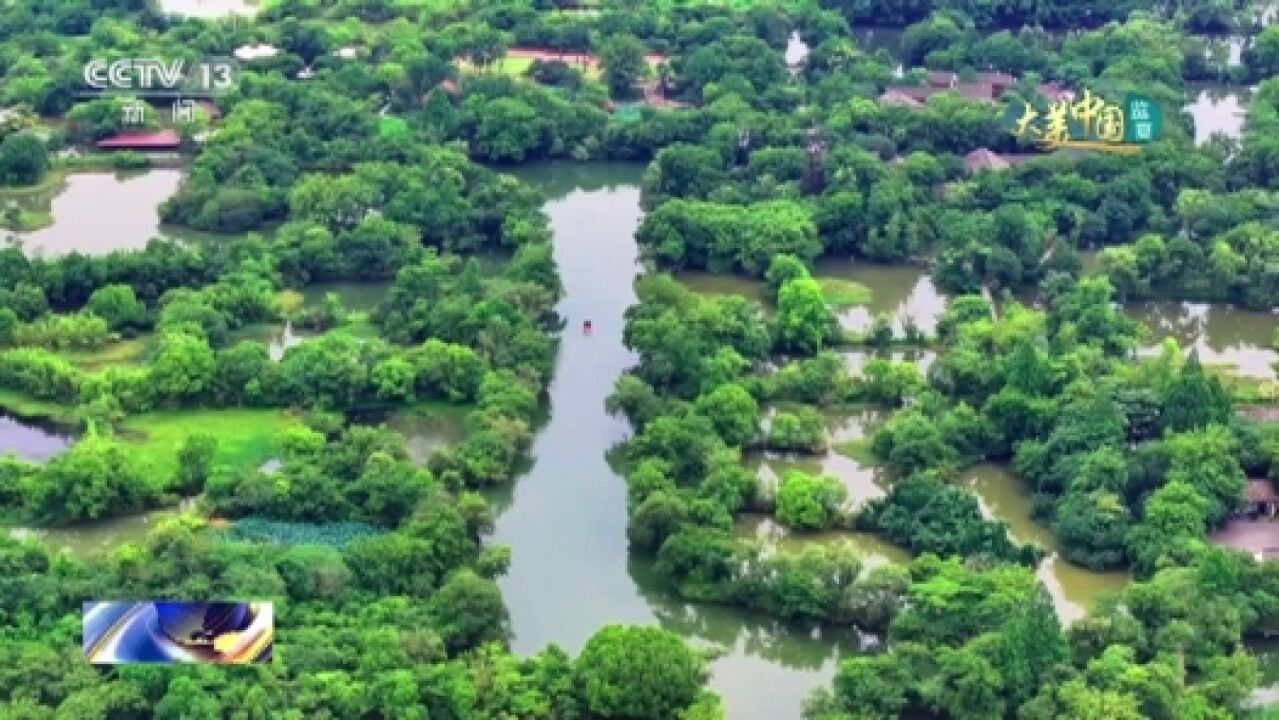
xmin=488 ymin=163 xmax=871 ymax=720
xmin=4 ymin=159 xmax=1278 ymax=716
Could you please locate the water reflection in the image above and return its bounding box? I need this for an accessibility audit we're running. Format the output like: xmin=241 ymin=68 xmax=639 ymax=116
xmin=8 ymin=501 xmax=193 ymax=557
xmin=10 ymin=170 xmax=184 ymax=256
xmin=785 ymin=31 xmax=809 ymax=70
xmin=1127 ymin=300 xmax=1278 ymax=379
xmin=734 ymin=513 xmax=910 ymax=569
xmin=961 ymin=463 xmax=1130 ymax=624
xmin=817 ymin=260 xmax=946 ymax=335
xmin=679 ymin=261 xmax=947 ymax=336
xmin=843 ymin=348 xmax=938 ymax=376
xmin=628 ymin=557 xmax=870 ymax=719
xmin=383 ymin=405 xmax=468 ymax=465
xmin=299 ymin=281 xmax=392 ymax=313
xmin=1185 ymin=84 xmax=1251 ymax=143
xmin=156 ymin=0 xmax=260 ymax=17
xmin=0 ymin=411 xmax=74 ymax=462
xmin=751 ymin=406 xmax=892 ymax=506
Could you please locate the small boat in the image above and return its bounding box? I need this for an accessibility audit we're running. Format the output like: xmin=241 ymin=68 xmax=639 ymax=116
xmin=583 ymin=319 xmax=593 ymax=333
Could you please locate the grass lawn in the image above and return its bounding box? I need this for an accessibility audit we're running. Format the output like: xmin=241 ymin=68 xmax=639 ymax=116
xmin=458 ymin=56 xmax=535 ymax=77
xmin=1213 ymin=369 xmax=1279 ymax=403
xmin=120 ymin=408 xmax=301 ymax=479
xmin=816 ymin=277 xmax=873 ymax=309
xmin=63 ymin=336 xmax=154 ymax=370
xmin=0 ymin=168 xmax=71 ymax=199
xmin=0 ymin=388 xmax=79 ymax=424
xmin=276 ymin=289 xmax=306 ymax=314
xmin=458 ymin=55 xmax=603 ymax=81
xmin=833 ymin=437 xmax=877 ymax=464
xmin=1 ymin=208 xmax=52 ymax=231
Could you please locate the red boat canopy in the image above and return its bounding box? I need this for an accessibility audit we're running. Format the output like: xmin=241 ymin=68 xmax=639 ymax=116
xmin=96 ymin=129 xmax=181 ymax=149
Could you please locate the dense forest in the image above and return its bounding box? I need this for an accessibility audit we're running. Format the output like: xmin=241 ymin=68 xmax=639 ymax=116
xmin=1 ymin=0 xmax=1279 ymax=718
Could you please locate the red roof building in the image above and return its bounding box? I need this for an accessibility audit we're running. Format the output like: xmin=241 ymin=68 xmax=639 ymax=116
xmin=928 ymin=71 xmax=958 ymax=88
xmin=975 ymin=71 xmax=1016 ymax=91
xmin=1036 ymin=82 xmax=1076 ymax=102
xmin=964 ymin=148 xmax=1011 ymax=173
xmin=879 ymin=89 xmax=925 ymax=107
xmin=195 ymin=100 xmax=221 ymax=119
xmin=96 ymin=129 xmax=181 ymax=149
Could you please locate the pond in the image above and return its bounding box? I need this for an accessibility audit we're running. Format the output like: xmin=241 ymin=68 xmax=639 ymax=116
xmin=843 ymin=349 xmax=937 ymax=376
xmin=1126 ymin=300 xmax=1278 ymax=379
xmin=734 ymin=513 xmax=910 ymax=570
xmin=155 ymin=0 xmax=260 ymax=18
xmin=0 ymin=411 xmax=74 ymax=462
xmin=299 ymin=281 xmax=392 ymax=314
xmin=679 ymin=261 xmax=947 ymax=336
xmin=785 ymin=31 xmax=809 ymax=70
xmin=8 ymin=170 xmax=184 ymax=257
xmin=8 ymin=500 xmax=192 ymax=557
xmin=227 ymin=321 xmax=308 ymax=362
xmin=818 ymin=260 xmax=946 ymax=335
xmin=382 ymin=404 xmax=469 ymax=465
xmin=961 ymin=463 xmax=1131 ymax=624
xmin=751 ymin=406 xmax=892 ymax=507
xmin=1185 ymin=83 xmax=1251 ymax=143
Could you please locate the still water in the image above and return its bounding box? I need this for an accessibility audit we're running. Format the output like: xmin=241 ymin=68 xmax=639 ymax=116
xmin=0 ymin=412 xmax=73 ymax=462
xmin=8 ymin=503 xmax=189 ymax=557
xmin=1127 ymin=300 xmax=1278 ymax=379
xmin=10 ymin=170 xmax=184 ymax=256
xmin=489 ymin=163 xmax=875 ymax=719
xmin=384 ymin=405 xmax=468 ymax=465
xmin=961 ymin=463 xmax=1131 ymax=625
xmin=155 ymin=0 xmax=260 ymax=18
xmin=751 ymin=406 xmax=892 ymax=507
xmin=1186 ymin=84 xmax=1251 ymax=143
xmin=680 ymin=261 xmax=947 ymax=335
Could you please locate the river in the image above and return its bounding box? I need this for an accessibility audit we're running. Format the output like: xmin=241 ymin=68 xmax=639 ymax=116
xmin=484 ymin=164 xmax=1138 ymax=719
xmin=487 ymin=163 xmax=880 ymax=719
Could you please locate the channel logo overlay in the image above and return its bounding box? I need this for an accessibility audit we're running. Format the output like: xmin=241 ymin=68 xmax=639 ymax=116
xmin=83 ymin=601 xmax=273 ymax=664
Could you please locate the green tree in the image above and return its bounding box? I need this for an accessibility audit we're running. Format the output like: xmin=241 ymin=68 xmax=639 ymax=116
xmin=776 ymin=470 xmax=847 ymax=531
xmin=23 ymin=436 xmax=156 ymax=523
xmin=765 ymin=254 xmax=810 ymax=301
xmin=0 ymin=132 xmax=49 ymax=185
xmin=149 ymin=331 xmax=216 ymax=403
xmin=575 ymin=625 xmax=707 ymax=719
xmin=1161 ymin=353 xmax=1231 ymax=433
xmin=767 ymin=408 xmax=827 ymax=453
xmin=599 ymin=34 xmax=649 ymax=99
xmin=992 ymin=584 xmax=1068 ymax=708
xmin=1164 ymin=425 xmax=1245 ymax=526
xmin=86 ymin=284 xmax=147 ymax=330
xmin=427 ymin=569 xmax=509 ymax=652
xmin=174 ymin=432 xmax=218 ymax=495
xmin=693 ymin=383 xmax=758 ymax=446
xmin=1127 ymin=480 xmax=1210 ymax=576
xmin=777 ymin=277 xmax=838 ymax=355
